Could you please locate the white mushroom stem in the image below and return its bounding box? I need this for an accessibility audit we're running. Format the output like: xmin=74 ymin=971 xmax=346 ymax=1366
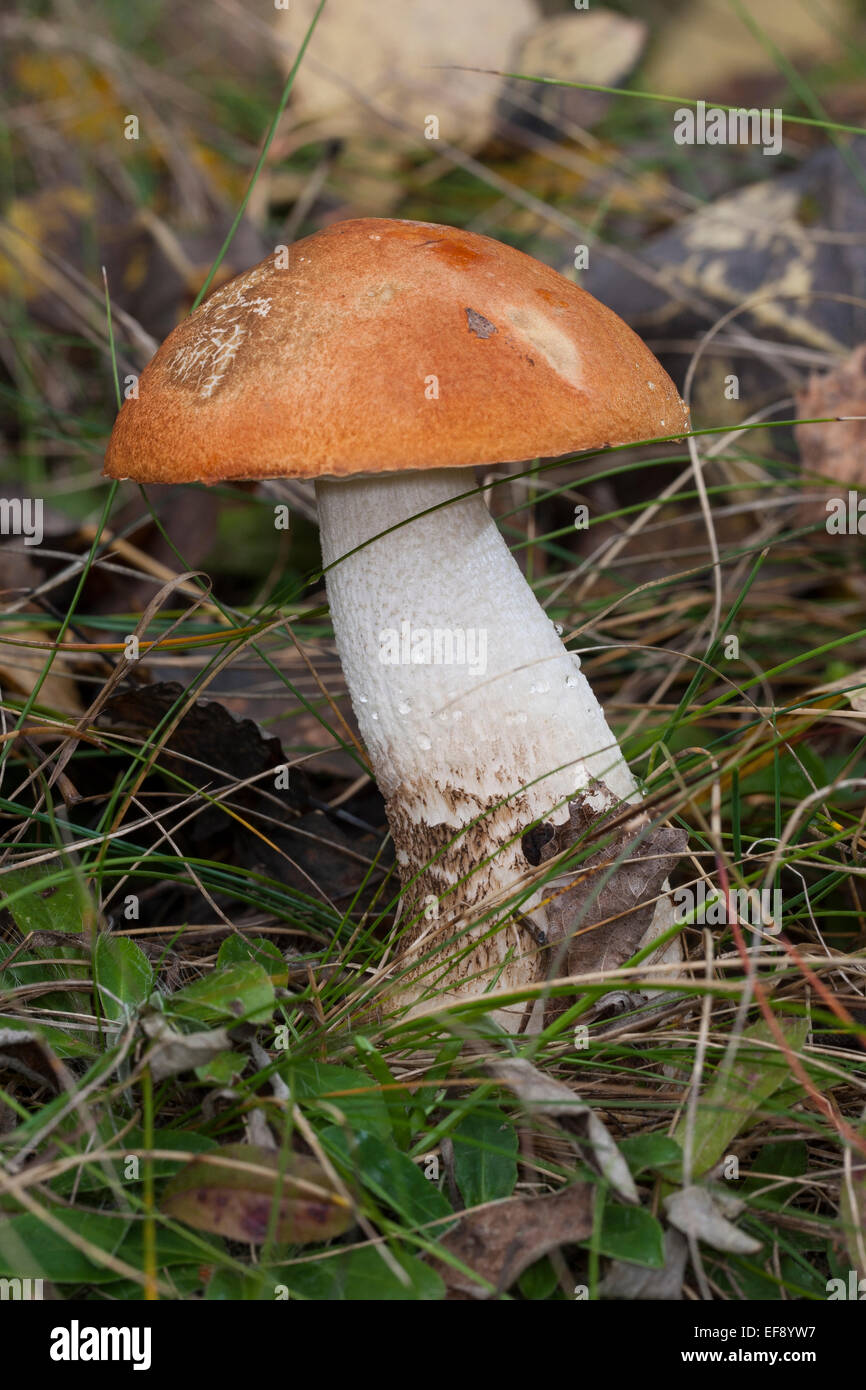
xmin=316 ymin=468 xmax=676 ymax=1019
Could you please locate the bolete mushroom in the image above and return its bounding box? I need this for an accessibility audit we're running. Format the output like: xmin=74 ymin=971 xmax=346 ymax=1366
xmin=105 ymin=218 xmax=689 ymax=1027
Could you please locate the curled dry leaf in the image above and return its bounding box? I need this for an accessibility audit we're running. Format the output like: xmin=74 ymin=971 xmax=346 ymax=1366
xmin=523 ymin=782 xmax=686 ymax=1017
xmin=643 ymin=0 xmax=852 ymax=99
xmin=505 ymin=9 xmax=647 ymax=136
xmin=281 ymin=0 xmax=536 ymax=153
xmin=484 ymin=1055 xmax=638 ymax=1203
xmin=429 ymin=1183 xmax=594 ymax=1299
xmin=98 ymin=682 xmax=373 ymax=903
xmin=159 ymin=1143 xmax=354 ymax=1246
xmin=98 ymin=681 xmax=301 ymax=823
xmin=599 ymin=1228 xmax=689 ymax=1302
xmin=795 ymin=342 xmax=866 ymax=525
xmin=663 ymin=1185 xmax=761 ymax=1255
xmin=583 ymin=140 xmax=866 ymax=401
xmin=0 ymin=1027 xmax=60 ymax=1091
xmin=140 ymin=1013 xmax=235 ymax=1082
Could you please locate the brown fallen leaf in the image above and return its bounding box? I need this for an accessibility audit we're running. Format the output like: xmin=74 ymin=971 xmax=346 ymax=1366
xmin=523 ymin=782 xmax=686 ymax=1016
xmin=280 ymin=0 xmax=536 ymax=154
xmin=0 ymin=544 xmax=83 ymax=716
xmin=0 ymin=1027 xmax=61 ymax=1092
xmin=159 ymin=1142 xmax=354 ymax=1246
xmin=99 ymin=680 xmax=293 ymax=793
xmin=642 ymin=0 xmax=851 ymax=100
xmin=483 ymin=1054 xmax=638 ymax=1202
xmin=0 ymin=622 xmax=83 ymax=716
xmin=504 ymin=9 xmax=647 ymax=137
xmin=583 ymin=142 xmax=866 ymax=408
xmin=429 ymin=1183 xmax=593 ymax=1299
xmin=97 ymin=678 xmax=306 ymax=857
xmin=98 ymin=681 xmax=382 ymax=906
xmin=795 ymin=343 xmax=866 ymax=525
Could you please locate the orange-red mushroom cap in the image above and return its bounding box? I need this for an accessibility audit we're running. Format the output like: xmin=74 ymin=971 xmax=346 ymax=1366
xmin=104 ymin=218 xmax=688 ymax=483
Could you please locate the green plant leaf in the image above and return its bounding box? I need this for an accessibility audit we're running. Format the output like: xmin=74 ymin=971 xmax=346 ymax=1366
xmin=101 ymin=1264 xmax=206 ymax=1302
xmin=51 ymin=1126 xmax=221 ymax=1197
xmin=0 ymin=863 xmax=95 ymax=936
xmin=204 ymin=1267 xmax=270 ymax=1299
xmin=286 ymin=1059 xmax=392 ymax=1139
xmin=742 ymin=1139 xmax=810 ymax=1209
xmin=0 ymin=1209 xmax=212 ymax=1284
xmin=217 ymin=934 xmax=288 ymax=987
xmin=750 ymin=1139 xmax=809 ymax=1180
xmin=0 ymin=864 xmax=94 ymax=1026
xmin=518 ymin=1255 xmax=559 ymax=1300
xmin=276 ymin=1244 xmax=445 ymax=1301
xmin=586 ymin=1202 xmax=665 ymax=1268
xmin=165 ymin=961 xmax=275 ymax=1027
xmin=0 ymin=1210 xmax=130 ymax=1283
xmin=619 ymin=1134 xmax=683 ymax=1176
xmin=452 ymin=1104 xmax=518 ymax=1207
xmin=94 ymin=933 xmax=153 ymax=1022
xmin=194 ymin=1050 xmax=247 ymax=1084
xmin=0 ymin=1015 xmax=94 ymax=1060
xmin=121 ymin=1128 xmax=219 ymax=1181
xmin=322 ymin=1127 xmax=453 ymax=1232
xmin=355 ymin=1035 xmax=412 ymax=1149
xmin=673 ymin=1016 xmax=810 ymax=1178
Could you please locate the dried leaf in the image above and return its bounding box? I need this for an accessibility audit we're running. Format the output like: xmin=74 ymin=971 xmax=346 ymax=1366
xmin=664 ymin=1185 xmax=761 ymax=1255
xmin=795 ymin=343 xmax=866 ymax=523
xmin=159 ymin=1143 xmax=353 ymax=1246
xmin=0 ymin=1027 xmax=59 ymax=1089
xmin=484 ymin=1055 xmax=638 ymax=1202
xmin=523 ymin=783 xmax=685 ymax=1015
xmin=583 ymin=141 xmax=866 ymax=375
xmin=282 ymin=0 xmax=536 ymax=153
xmin=140 ymin=1014 xmax=234 ymax=1082
xmin=599 ymin=1228 xmax=689 ymax=1301
xmin=98 ymin=682 xmax=372 ymax=904
xmin=506 ymin=10 xmax=647 ymax=135
xmin=643 ymin=0 xmax=851 ymax=99
xmin=0 ymin=621 xmax=82 ymax=714
xmin=429 ymin=1184 xmax=594 ymax=1298
xmin=98 ymin=681 xmax=299 ymax=820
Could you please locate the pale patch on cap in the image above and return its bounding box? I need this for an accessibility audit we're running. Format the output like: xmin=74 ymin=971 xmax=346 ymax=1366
xmin=506 ymin=305 xmax=583 ymax=389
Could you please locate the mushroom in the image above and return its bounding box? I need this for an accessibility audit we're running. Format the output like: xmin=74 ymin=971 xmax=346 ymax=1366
xmin=105 ymin=218 xmax=689 ymax=1027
